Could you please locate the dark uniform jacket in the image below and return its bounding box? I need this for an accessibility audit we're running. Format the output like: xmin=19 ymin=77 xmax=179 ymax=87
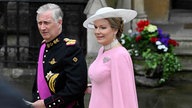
xmin=32 ymin=33 xmax=87 ymax=108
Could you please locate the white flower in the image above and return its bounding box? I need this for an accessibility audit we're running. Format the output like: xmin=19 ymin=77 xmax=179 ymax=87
xmin=163 ymin=47 xmax=168 ymax=52
xmin=128 ymin=49 xmax=132 ymax=53
xmin=146 ymin=24 xmax=157 ymax=32
xmin=157 ymin=44 xmax=168 ymax=52
xmin=121 ymin=34 xmax=125 ymax=38
xmin=161 ymin=45 xmax=166 ymax=49
xmin=121 ymin=39 xmax=125 ymax=44
xmin=135 ymin=53 xmax=139 ymax=56
xmin=160 ymin=78 xmax=165 ymax=83
xmin=157 ymin=45 xmax=163 ymax=50
xmin=128 ymin=29 xmax=132 ymax=33
xmin=156 ymin=41 xmax=161 ymax=45
xmin=134 ymin=50 xmax=138 ymax=53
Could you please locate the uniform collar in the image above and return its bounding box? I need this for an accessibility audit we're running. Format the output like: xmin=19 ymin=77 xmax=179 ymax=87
xmin=46 ymin=34 xmax=63 ymax=48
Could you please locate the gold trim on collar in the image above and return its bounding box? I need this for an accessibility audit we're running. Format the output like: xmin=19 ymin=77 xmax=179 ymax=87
xmin=47 ymin=38 xmax=60 ymax=48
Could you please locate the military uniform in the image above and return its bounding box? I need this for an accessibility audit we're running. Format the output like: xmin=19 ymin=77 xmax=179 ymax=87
xmin=32 ymin=33 xmax=87 ymax=108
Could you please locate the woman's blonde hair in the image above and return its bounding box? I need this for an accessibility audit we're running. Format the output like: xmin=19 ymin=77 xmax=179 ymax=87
xmin=106 ymin=17 xmax=124 ymax=39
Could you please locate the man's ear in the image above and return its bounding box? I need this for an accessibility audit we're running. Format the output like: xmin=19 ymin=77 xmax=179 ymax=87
xmin=58 ymin=19 xmax=62 ymax=26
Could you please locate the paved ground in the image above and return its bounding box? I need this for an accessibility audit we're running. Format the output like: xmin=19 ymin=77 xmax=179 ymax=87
xmin=5 ymin=73 xmax=192 ymax=108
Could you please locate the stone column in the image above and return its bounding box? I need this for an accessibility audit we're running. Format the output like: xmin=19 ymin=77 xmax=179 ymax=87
xmin=116 ymin=0 xmax=131 ymax=9
xmin=132 ymin=0 xmax=147 ymax=31
xmin=116 ymin=0 xmax=132 ymax=33
xmin=144 ymin=0 xmax=170 ymax=22
xmin=133 ymin=0 xmax=147 ymax=19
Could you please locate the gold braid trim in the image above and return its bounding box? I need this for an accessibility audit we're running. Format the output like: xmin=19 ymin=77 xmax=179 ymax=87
xmin=48 ymin=73 xmax=59 ymax=93
xmin=64 ymin=38 xmax=76 ymax=45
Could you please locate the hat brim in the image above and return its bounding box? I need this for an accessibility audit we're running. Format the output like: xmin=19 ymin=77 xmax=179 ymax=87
xmin=83 ymin=9 xmax=137 ymax=29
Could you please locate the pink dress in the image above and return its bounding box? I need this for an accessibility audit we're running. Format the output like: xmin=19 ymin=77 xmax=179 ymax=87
xmin=88 ymin=46 xmax=138 ymax=108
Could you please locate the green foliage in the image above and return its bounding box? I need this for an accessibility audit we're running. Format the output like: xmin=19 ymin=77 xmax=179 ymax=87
xmin=142 ymin=49 xmax=181 ymax=83
xmin=120 ymin=20 xmax=182 ymax=84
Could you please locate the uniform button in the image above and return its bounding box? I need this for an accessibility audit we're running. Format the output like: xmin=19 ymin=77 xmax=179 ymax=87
xmin=44 ymin=55 xmax=46 ymax=58
xmin=46 ymin=50 xmax=48 ymax=52
xmin=53 ymin=103 xmax=56 ymax=105
xmin=43 ymin=61 xmax=45 ymax=63
xmin=49 ymin=105 xmax=51 ymax=107
xmin=58 ymin=100 xmax=60 ymax=102
xmin=37 ymin=96 xmax=40 ymax=99
xmin=37 ymin=91 xmax=39 ymax=93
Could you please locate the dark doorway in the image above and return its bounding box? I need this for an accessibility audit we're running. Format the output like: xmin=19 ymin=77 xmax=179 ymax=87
xmin=172 ymin=0 xmax=192 ymax=9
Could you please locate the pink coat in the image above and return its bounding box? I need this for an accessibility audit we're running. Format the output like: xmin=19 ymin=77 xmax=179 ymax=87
xmin=88 ymin=46 xmax=138 ymax=108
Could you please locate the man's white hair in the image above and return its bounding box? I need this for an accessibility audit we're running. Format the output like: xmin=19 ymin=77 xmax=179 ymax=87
xmin=36 ymin=3 xmax=63 ymax=22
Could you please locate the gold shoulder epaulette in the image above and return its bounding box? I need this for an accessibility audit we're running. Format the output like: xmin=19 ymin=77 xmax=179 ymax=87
xmin=64 ymin=38 xmax=76 ymax=46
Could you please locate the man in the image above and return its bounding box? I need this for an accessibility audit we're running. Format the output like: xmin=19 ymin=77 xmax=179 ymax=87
xmin=32 ymin=3 xmax=87 ymax=108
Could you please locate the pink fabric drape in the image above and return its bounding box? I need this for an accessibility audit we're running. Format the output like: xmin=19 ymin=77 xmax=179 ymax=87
xmin=37 ymin=43 xmax=51 ymax=99
xmin=88 ymin=46 xmax=138 ymax=108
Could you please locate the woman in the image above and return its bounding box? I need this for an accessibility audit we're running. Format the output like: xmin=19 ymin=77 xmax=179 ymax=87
xmin=83 ymin=7 xmax=138 ymax=108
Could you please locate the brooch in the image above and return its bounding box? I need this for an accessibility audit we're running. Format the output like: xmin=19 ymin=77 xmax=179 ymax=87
xmin=103 ymin=57 xmax=110 ymax=63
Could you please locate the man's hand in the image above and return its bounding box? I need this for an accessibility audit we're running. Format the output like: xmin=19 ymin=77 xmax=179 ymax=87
xmin=32 ymin=100 xmax=46 ymax=108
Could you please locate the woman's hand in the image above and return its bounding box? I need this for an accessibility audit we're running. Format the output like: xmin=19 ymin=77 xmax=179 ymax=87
xmin=32 ymin=100 xmax=46 ymax=108
xmin=85 ymin=84 xmax=92 ymax=94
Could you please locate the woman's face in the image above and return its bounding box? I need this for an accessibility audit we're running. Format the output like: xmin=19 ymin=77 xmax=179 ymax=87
xmin=93 ymin=19 xmax=117 ymax=46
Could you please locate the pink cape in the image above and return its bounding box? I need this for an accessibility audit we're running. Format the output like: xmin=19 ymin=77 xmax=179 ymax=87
xmin=88 ymin=46 xmax=138 ymax=108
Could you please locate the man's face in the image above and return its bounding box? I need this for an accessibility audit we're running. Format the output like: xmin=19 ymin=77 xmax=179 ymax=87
xmin=37 ymin=10 xmax=62 ymax=42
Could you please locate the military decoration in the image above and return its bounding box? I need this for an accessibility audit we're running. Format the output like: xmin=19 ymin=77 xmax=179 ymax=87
xmin=49 ymin=58 xmax=57 ymax=65
xmin=46 ymin=38 xmax=60 ymax=48
xmin=48 ymin=73 xmax=59 ymax=93
xmin=46 ymin=71 xmax=54 ymax=81
xmin=64 ymin=38 xmax=76 ymax=46
xmin=73 ymin=57 xmax=78 ymax=63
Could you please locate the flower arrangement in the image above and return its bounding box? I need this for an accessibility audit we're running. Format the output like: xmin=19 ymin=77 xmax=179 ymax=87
xmin=121 ymin=20 xmax=181 ymax=84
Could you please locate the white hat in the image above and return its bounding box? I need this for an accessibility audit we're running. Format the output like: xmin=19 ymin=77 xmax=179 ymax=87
xmin=83 ymin=7 xmax=137 ymax=29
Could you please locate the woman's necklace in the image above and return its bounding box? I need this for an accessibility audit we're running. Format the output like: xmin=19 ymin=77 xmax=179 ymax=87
xmin=104 ymin=39 xmax=119 ymax=51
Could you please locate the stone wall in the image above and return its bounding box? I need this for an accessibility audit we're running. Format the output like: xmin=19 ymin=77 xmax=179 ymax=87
xmin=144 ymin=0 xmax=170 ymax=22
